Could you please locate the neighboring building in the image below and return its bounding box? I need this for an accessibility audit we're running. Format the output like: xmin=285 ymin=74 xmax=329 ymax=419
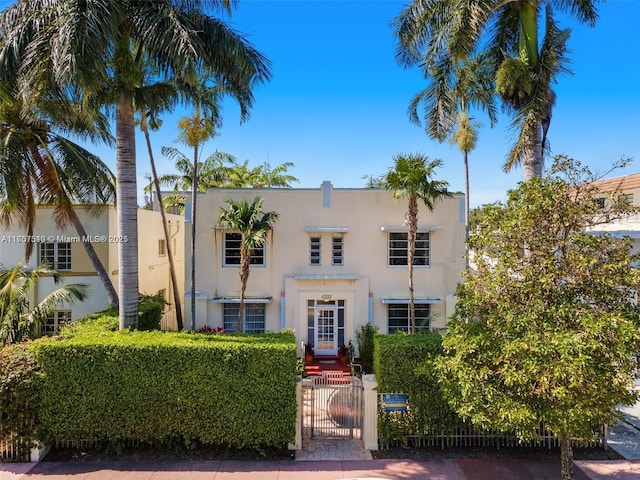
xmin=185 ymin=181 xmax=466 ymax=355
xmin=0 ymin=206 xmax=185 ymax=334
xmin=585 ymin=173 xmax=640 ymax=271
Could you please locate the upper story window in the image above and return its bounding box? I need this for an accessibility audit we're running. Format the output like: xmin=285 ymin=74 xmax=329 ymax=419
xmin=388 ymin=232 xmax=430 ymax=266
xmin=619 ymin=193 xmax=634 ymax=205
xmin=223 ymin=232 xmax=265 ymax=266
xmin=39 ymin=242 xmax=71 ymax=270
xmin=310 ymin=236 xmax=321 ymax=265
xmin=332 ymin=235 xmax=344 ymax=266
xmin=158 ymin=239 xmax=166 ymax=256
xmin=388 ymin=304 xmax=430 ymax=333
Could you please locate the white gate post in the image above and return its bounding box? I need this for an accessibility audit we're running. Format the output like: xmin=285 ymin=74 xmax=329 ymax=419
xmin=289 ymin=377 xmax=303 ymax=450
xmin=362 ymin=374 xmax=378 ymax=450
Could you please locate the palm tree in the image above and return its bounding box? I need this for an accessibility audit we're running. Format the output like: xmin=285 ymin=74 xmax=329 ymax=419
xmin=393 ymin=0 xmax=598 ymax=181
xmin=217 ymin=197 xmax=278 ymax=333
xmin=139 ymin=112 xmax=184 ymax=331
xmin=0 ymin=262 xmax=88 ymax=346
xmin=408 ymin=52 xmax=497 ymax=257
xmin=0 ymin=84 xmax=119 ymax=308
xmin=223 ymin=161 xmax=299 ymax=188
xmin=380 ymin=154 xmax=451 ymax=333
xmin=0 ymin=0 xmax=271 ymax=329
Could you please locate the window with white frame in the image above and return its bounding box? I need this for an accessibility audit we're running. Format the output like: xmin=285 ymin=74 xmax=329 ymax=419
xmin=158 ymin=239 xmax=166 ymax=256
xmin=388 ymin=304 xmax=430 ymax=333
xmin=39 ymin=242 xmax=71 ymax=270
xmin=388 ymin=232 xmax=430 ymax=266
xmin=332 ymin=235 xmax=344 ymax=265
xmin=309 ymin=236 xmax=321 ymax=265
xmin=222 ymin=303 xmax=266 ymax=333
xmin=40 ymin=310 xmax=72 ymax=336
xmin=223 ymin=232 xmax=265 ymax=266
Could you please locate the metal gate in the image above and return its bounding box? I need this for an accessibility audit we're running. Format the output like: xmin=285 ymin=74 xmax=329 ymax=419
xmin=303 ymin=372 xmax=363 ymax=439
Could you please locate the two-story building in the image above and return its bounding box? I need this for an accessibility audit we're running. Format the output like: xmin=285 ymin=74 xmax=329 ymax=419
xmin=0 ymin=206 xmax=185 ymax=334
xmin=185 ymin=181 xmax=466 ymax=355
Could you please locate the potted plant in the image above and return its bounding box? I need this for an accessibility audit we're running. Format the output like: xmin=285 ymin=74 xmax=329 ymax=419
xmin=304 ymin=342 xmax=314 ymax=363
xmin=338 ymin=341 xmax=353 ymax=365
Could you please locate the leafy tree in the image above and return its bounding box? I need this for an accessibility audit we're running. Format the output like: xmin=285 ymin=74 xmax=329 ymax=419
xmin=393 ymin=1 xmax=598 ymax=181
xmin=438 ymin=157 xmax=640 ymax=480
xmin=0 ymin=263 xmax=88 ymax=346
xmin=217 ymin=197 xmax=278 ymax=332
xmin=0 ymin=0 xmax=271 ymax=328
xmin=0 ymin=84 xmax=118 ymax=308
xmin=380 ymin=154 xmax=451 ymax=333
xmin=408 ymin=52 xmax=497 ymax=257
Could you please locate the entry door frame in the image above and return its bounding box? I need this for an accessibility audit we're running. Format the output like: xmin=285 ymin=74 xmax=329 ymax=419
xmin=314 ymin=304 xmax=338 ymax=356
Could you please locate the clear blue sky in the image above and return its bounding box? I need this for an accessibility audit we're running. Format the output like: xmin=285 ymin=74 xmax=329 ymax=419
xmin=7 ymin=0 xmax=640 ymax=208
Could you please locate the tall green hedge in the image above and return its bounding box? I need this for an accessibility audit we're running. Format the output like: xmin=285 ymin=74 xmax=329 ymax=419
xmin=374 ymin=333 xmax=459 ymax=444
xmin=32 ymin=330 xmax=297 ymax=450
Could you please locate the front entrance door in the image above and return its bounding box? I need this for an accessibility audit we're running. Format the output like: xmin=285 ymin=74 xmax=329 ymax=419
xmin=314 ymin=306 xmax=338 ymax=355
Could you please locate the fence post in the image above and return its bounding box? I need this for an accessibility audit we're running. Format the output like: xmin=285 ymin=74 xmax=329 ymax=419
xmin=362 ymin=374 xmax=378 ymax=450
xmin=288 ymin=377 xmax=303 ymax=450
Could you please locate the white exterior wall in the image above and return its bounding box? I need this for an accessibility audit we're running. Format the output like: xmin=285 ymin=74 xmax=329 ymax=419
xmin=0 ymin=206 xmax=185 ymax=325
xmin=186 ymin=182 xmax=465 ymax=350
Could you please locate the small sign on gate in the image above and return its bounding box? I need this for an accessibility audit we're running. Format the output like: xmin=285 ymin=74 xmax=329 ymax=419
xmin=382 ymin=393 xmax=408 ymax=412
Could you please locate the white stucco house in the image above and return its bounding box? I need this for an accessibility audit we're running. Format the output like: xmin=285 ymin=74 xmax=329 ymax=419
xmin=585 ymin=173 xmax=640 ymax=270
xmin=185 ymin=181 xmax=466 ymax=355
xmin=0 ymin=205 xmax=185 ymax=334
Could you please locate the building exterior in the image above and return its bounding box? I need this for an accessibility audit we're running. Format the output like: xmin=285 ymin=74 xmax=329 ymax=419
xmin=185 ymin=181 xmax=466 ymax=355
xmin=584 ymin=173 xmax=640 ymax=272
xmin=0 ymin=206 xmax=185 ymax=334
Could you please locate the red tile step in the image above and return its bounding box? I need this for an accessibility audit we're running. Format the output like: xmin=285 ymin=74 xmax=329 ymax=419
xmin=305 ymin=356 xmax=351 ymax=376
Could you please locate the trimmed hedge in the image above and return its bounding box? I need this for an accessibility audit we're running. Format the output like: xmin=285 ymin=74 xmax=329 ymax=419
xmin=32 ymin=329 xmax=297 ymax=450
xmin=374 ymin=333 xmax=459 ymax=444
xmin=0 ymin=344 xmax=42 ymax=458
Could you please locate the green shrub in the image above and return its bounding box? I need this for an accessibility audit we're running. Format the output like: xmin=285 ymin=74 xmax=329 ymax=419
xmin=0 ymin=344 xmax=42 ymax=458
xmin=138 ymin=292 xmax=166 ymax=331
xmin=32 ymin=330 xmax=297 ymax=450
xmin=356 ymin=323 xmax=378 ymax=374
xmin=374 ymin=333 xmax=459 ymax=444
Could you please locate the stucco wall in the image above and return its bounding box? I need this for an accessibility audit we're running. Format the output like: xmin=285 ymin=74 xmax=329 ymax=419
xmin=185 ymin=182 xmax=465 ymax=346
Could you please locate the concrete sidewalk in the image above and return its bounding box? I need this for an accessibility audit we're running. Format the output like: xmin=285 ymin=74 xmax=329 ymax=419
xmin=2 ymin=459 xmax=640 ymax=480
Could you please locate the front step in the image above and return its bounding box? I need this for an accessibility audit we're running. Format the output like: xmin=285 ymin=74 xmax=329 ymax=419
xmin=305 ymin=355 xmax=351 ymax=376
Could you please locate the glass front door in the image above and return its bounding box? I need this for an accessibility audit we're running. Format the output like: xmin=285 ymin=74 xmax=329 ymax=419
xmin=314 ymin=306 xmax=338 ymax=355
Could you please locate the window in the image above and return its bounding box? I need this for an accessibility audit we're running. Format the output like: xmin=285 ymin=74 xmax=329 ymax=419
xmin=388 ymin=304 xmax=430 ymax=333
xmin=310 ymin=236 xmax=321 ymax=265
xmin=223 ymin=233 xmax=265 ymax=266
xmin=223 ymin=303 xmax=266 ymax=333
xmin=620 ymin=193 xmax=634 ymax=205
xmin=332 ymin=235 xmax=344 ymax=266
xmin=158 ymin=239 xmax=166 ymax=256
xmin=40 ymin=310 xmax=72 ymax=336
xmin=39 ymin=242 xmax=71 ymax=270
xmin=388 ymin=232 xmax=430 ymax=266
xmin=595 ymin=197 xmax=605 ymax=209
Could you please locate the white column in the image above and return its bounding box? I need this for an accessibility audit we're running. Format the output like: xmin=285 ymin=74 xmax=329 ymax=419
xmin=362 ymin=374 xmax=378 ymax=450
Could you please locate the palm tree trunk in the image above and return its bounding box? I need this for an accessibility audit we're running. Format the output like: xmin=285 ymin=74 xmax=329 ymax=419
xmin=116 ymin=93 xmax=139 ymax=329
xmin=407 ymin=195 xmax=418 ymax=333
xmin=238 ymin=249 xmax=250 ymax=333
xmin=141 ymin=117 xmax=183 ymax=330
xmin=464 ymin=149 xmax=470 ymax=269
xmin=190 ymin=142 xmax=198 ymax=330
xmin=523 ymin=122 xmax=544 ymax=181
xmin=68 ymin=209 xmax=119 ymax=309
xmin=560 ymin=435 xmax=575 ymax=480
